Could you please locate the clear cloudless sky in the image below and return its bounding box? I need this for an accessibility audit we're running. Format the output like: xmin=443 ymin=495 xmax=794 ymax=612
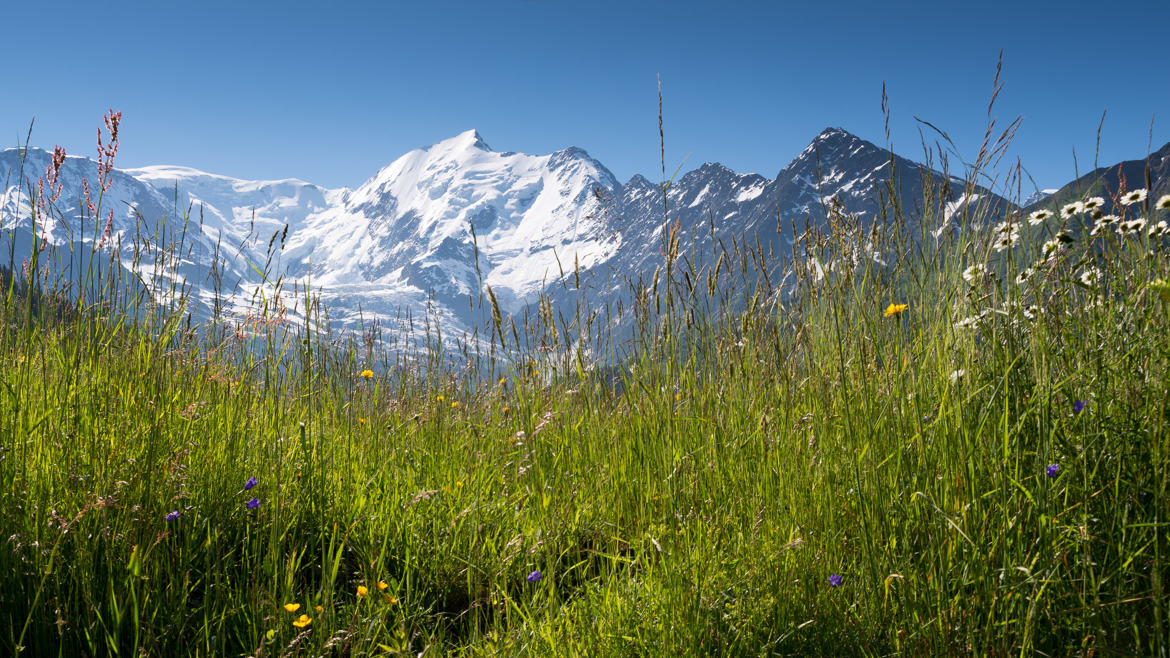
xmin=3 ymin=0 xmax=1167 ymax=193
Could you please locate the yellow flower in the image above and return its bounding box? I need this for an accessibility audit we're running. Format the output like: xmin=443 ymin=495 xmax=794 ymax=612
xmin=498 ymin=377 xmax=506 ymax=385
xmin=358 ymin=417 xmax=366 ymax=425
xmin=384 ymin=594 xmax=399 ymax=605
xmin=377 ymin=580 xmax=389 ymax=591
xmin=450 ymin=401 xmax=460 ymax=409
xmin=1151 ymin=278 xmax=1170 ymax=302
xmin=357 ymin=585 xmax=368 ymax=597
xmin=436 ymin=395 xmax=445 ymax=402
xmin=360 ymin=369 xmax=374 ymax=379
xmin=501 ymin=406 xmax=510 ymax=414
xmin=315 ymin=605 xmax=323 ymax=612
xmin=283 ymin=603 xmax=301 ymax=612
xmin=884 ymin=303 xmax=908 ymax=318
xmin=292 ymin=614 xmax=311 ymax=628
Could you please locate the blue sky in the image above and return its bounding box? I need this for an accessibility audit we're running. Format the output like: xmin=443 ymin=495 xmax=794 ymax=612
xmin=4 ymin=0 xmax=1167 ymax=194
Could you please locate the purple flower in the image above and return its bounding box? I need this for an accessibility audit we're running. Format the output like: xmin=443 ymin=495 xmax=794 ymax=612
xmin=1046 ymin=464 xmax=1059 ymax=478
xmin=1073 ymin=400 xmax=1087 ymax=415
xmin=828 ymin=573 xmax=843 ymax=588
xmin=244 ymin=476 xmax=258 ymax=490
xmin=246 ymin=497 xmax=260 ymax=509
xmin=526 ymin=570 xmax=542 ymax=583
xmin=165 ymin=510 xmax=180 ymax=522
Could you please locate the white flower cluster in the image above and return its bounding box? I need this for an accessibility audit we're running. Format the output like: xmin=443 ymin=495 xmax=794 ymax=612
xmin=992 ymin=221 xmax=1020 ymax=252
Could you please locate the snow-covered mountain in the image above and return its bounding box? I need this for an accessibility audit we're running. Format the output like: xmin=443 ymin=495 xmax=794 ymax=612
xmin=0 ymin=127 xmax=1009 ymax=350
xmin=116 ymin=130 xmax=621 ymax=332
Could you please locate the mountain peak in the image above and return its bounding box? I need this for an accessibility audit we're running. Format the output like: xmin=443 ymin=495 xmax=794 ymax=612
xmin=814 ymin=126 xmax=860 ymax=145
xmin=428 ymin=129 xmax=492 ymax=154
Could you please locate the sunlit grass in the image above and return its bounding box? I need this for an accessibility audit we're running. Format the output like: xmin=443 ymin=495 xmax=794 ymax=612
xmin=0 ymin=109 xmax=1168 ymax=656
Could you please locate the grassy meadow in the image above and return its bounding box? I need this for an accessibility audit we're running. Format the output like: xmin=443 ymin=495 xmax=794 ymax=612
xmin=2 ymin=113 xmax=1170 ymax=656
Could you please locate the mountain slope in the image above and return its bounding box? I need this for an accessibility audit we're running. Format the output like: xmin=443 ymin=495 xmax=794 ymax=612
xmin=1024 ymin=141 xmax=1170 ymax=216
xmin=3 ymin=127 xmax=1021 ymax=350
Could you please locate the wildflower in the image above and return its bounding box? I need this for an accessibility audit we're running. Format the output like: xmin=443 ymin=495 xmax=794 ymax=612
xmin=283 ymin=603 xmax=301 ymax=612
xmin=436 ymin=395 xmax=445 ymax=402
xmin=1015 ymin=268 xmax=1033 ymax=286
xmin=954 ymin=316 xmax=979 ymax=330
xmin=1041 ymin=238 xmax=1062 ymax=259
xmin=450 ymin=401 xmax=459 ymax=409
xmin=527 ymin=570 xmax=543 ymax=583
xmin=1149 ymin=220 xmax=1168 ymax=237
xmin=377 ymin=580 xmax=389 ymax=591
xmin=1089 ymin=208 xmax=1103 ymax=220
xmin=1073 ymin=400 xmax=1087 ymax=415
xmin=962 ymin=264 xmax=987 ymax=284
xmin=292 ymin=614 xmax=311 ymax=628
xmin=360 ymin=369 xmax=374 ymax=379
xmin=1079 ymin=267 xmax=1101 ymax=287
xmin=244 ymin=476 xmax=258 ymax=490
xmin=246 ymin=497 xmax=260 ymax=509
xmin=315 ymin=605 xmax=323 ymax=612
xmin=165 ymin=510 xmax=180 ymax=522
xmin=357 ymin=585 xmax=368 ymax=597
xmin=884 ymin=303 xmax=908 ymax=318
xmin=1151 ymin=278 xmax=1170 ymax=302
xmin=498 ymin=377 xmax=506 ymax=385
xmin=949 ymin=369 xmax=965 ymax=383
xmin=1055 ymin=231 xmax=1074 ymax=245
xmin=1090 ymin=222 xmax=1108 ymax=237
xmin=1028 ymin=209 xmax=1053 ymax=225
xmin=1157 ymin=194 xmax=1170 ymax=210
xmin=1021 ymin=304 xmax=1040 ymax=320
xmin=358 ymin=417 xmax=366 ymax=425
xmin=992 ymin=220 xmax=1017 ymax=237
xmin=1046 ymin=464 xmax=1059 ymax=478
xmin=828 ymin=574 xmax=843 ymax=588
xmin=1120 ymin=218 xmax=1147 ymax=235
xmin=1119 ymin=189 xmax=1147 ymax=206
xmin=1061 ymin=201 xmax=1085 ymax=218
xmin=1083 ymin=196 xmax=1105 ymax=211
xmin=992 ymin=223 xmax=1021 ymax=252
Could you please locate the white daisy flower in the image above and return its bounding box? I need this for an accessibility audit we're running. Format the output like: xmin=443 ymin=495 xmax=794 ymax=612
xmin=1079 ymin=267 xmax=1102 ymax=287
xmin=992 ymin=221 xmax=1018 ymax=237
xmin=1015 ymin=267 xmax=1033 ymax=285
xmin=1090 ymin=222 xmax=1108 ymax=237
xmin=1157 ymin=194 xmax=1170 ymax=210
xmin=1042 ymin=238 xmax=1062 ymax=259
xmin=954 ymin=316 xmax=979 ymax=330
xmin=1120 ymin=217 xmax=1148 ymax=235
xmin=1098 ymin=214 xmax=1120 ymax=224
xmin=1056 ymin=231 xmax=1075 ymax=245
xmin=1149 ymin=220 xmax=1169 ymax=237
xmin=1061 ymin=201 xmax=1085 ymax=218
xmin=994 ymin=231 xmax=1020 ymax=252
xmin=1119 ymin=189 xmax=1148 ymax=206
xmin=1021 ymin=304 xmax=1040 ymax=320
xmin=1028 ymin=209 xmax=1053 ymax=225
xmin=962 ymin=264 xmax=987 ymax=284
xmin=1083 ymin=196 xmax=1105 ymax=211
xmin=1089 ymin=208 xmax=1104 ymax=220
xmin=950 ymin=369 xmax=965 ymax=383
